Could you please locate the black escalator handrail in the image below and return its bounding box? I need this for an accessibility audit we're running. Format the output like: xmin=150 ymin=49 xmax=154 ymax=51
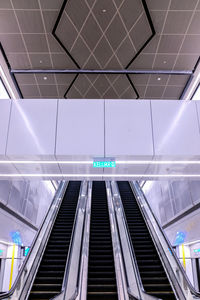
xmin=0 ymin=181 xmax=68 ymax=300
xmin=111 ymin=182 xmax=159 ymax=300
xmin=131 ymin=181 xmax=200 ymax=298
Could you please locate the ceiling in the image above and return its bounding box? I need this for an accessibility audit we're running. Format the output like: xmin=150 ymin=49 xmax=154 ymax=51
xmin=0 ymin=0 xmax=199 ymax=99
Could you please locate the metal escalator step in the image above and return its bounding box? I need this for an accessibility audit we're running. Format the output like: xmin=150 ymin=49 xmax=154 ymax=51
xmin=142 ymin=277 xmax=169 ymax=284
xmin=88 ymin=278 xmax=116 ymax=284
xmin=88 ymin=271 xmax=116 ymax=278
xmin=87 ymin=292 xmax=118 ymax=300
xmin=88 ymin=284 xmax=117 ymax=292
xmin=144 ymin=283 xmax=173 ymax=291
xmin=41 ymin=259 xmax=66 ymax=265
xmin=34 ymin=277 xmax=63 ymax=283
xmin=31 ymin=283 xmax=62 ymax=291
xmin=29 ymin=291 xmax=58 ymax=299
xmin=37 ymin=270 xmax=64 ymax=277
xmin=147 ymin=291 xmax=176 ymax=300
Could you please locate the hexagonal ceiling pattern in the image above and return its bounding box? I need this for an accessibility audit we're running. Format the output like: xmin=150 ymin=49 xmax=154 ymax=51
xmin=0 ymin=0 xmax=199 ymax=99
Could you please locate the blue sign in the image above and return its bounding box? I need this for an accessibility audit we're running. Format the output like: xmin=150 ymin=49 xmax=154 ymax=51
xmin=174 ymin=231 xmax=186 ymax=245
xmin=0 ymin=249 xmax=3 ymax=256
xmin=24 ymin=247 xmax=30 ymax=256
xmin=194 ymin=248 xmax=200 ymax=253
xmin=10 ymin=231 xmax=22 ymax=245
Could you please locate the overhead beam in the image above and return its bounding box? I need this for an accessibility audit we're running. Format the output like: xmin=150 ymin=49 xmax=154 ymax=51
xmin=11 ymin=69 xmax=193 ymax=75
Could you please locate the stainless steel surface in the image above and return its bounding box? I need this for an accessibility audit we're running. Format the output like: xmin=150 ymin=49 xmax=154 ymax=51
xmin=106 ymin=181 xmax=129 ymax=300
xmin=75 ymin=181 xmax=92 ymax=300
xmin=63 ymin=181 xmax=88 ymax=300
xmin=130 ymin=181 xmax=200 ymax=300
xmin=11 ymin=69 xmax=193 ymax=75
xmin=0 ymin=180 xmax=68 ymax=300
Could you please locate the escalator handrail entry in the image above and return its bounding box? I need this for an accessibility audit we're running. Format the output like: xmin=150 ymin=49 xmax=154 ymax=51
xmin=131 ymin=181 xmax=200 ymax=298
xmin=0 ymin=181 xmax=68 ymax=300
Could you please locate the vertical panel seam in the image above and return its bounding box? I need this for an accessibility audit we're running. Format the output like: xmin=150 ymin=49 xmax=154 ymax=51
xmin=54 ymin=99 xmax=63 ymax=175
xmin=54 ymin=99 xmax=59 ymax=156
xmin=5 ymin=99 xmax=13 ymax=156
xmin=149 ymin=100 xmax=155 ymax=157
xmin=195 ymin=102 xmax=200 ymax=137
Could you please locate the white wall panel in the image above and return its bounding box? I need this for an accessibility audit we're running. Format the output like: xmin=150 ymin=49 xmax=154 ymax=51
xmin=151 ymin=100 xmax=200 ymax=156
xmin=6 ymin=99 xmax=58 ymax=159
xmin=0 ymin=99 xmax=11 ymax=157
xmin=105 ymin=100 xmax=153 ymax=157
xmin=56 ymin=100 xmax=104 ymax=157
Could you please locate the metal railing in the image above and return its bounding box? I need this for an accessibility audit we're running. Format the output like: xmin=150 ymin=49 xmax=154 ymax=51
xmin=130 ymin=181 xmax=200 ymax=300
xmin=106 ymin=181 xmax=130 ymax=300
xmin=0 ymin=181 xmax=68 ymax=300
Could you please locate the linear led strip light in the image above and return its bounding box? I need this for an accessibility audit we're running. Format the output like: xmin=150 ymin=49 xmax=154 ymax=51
xmin=0 ymin=160 xmax=200 ymax=164
xmin=186 ymin=71 xmax=200 ymax=100
xmin=0 ymin=174 xmax=200 ymax=178
xmin=0 ymin=65 xmax=16 ymax=99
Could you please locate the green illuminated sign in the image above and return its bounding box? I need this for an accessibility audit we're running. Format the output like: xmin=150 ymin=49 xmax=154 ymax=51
xmin=93 ymin=158 xmax=116 ymax=168
xmin=0 ymin=249 xmax=3 ymax=256
xmin=194 ymin=249 xmax=200 ymax=253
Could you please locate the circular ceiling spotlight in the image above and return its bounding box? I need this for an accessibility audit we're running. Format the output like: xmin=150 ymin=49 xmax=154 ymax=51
xmin=157 ymin=77 xmax=161 ymax=81
xmin=43 ymin=76 xmax=48 ymax=80
xmin=102 ymin=9 xmax=107 ymax=13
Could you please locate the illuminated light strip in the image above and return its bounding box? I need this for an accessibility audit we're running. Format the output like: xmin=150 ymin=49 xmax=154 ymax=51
xmin=0 ymin=240 xmax=14 ymax=246
xmin=0 ymin=160 xmax=93 ymax=164
xmin=9 ymin=244 xmax=15 ymax=290
xmin=184 ymin=239 xmax=200 ymax=246
xmin=186 ymin=71 xmax=200 ymax=100
xmin=0 ymin=65 xmax=16 ymax=99
xmin=1 ymin=174 xmax=200 ymax=178
xmin=116 ymin=160 xmax=200 ymax=164
xmin=0 ymin=160 xmax=200 ymax=164
xmin=182 ymin=244 xmax=186 ymax=270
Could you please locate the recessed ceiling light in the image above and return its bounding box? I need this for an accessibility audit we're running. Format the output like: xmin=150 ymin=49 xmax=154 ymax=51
xmin=39 ymin=60 xmax=43 ymax=64
xmin=43 ymin=76 xmax=47 ymax=80
xmin=157 ymin=77 xmax=161 ymax=81
xmin=163 ymin=60 xmax=167 ymax=64
xmin=102 ymin=9 xmax=106 ymax=12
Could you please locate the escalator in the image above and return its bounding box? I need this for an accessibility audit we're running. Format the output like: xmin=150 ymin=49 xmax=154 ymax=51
xmin=118 ymin=181 xmax=176 ymax=300
xmin=28 ymin=181 xmax=81 ymax=300
xmin=87 ymin=181 xmax=118 ymax=299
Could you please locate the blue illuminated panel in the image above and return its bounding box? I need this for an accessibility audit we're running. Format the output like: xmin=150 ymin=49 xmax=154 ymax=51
xmin=93 ymin=161 xmax=116 ymax=168
xmin=93 ymin=158 xmax=116 ymax=168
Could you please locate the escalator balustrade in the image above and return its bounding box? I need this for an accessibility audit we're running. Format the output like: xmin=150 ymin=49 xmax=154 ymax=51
xmin=87 ymin=181 xmax=118 ymax=300
xmin=118 ymin=181 xmax=176 ymax=300
xmin=28 ymin=181 xmax=81 ymax=300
